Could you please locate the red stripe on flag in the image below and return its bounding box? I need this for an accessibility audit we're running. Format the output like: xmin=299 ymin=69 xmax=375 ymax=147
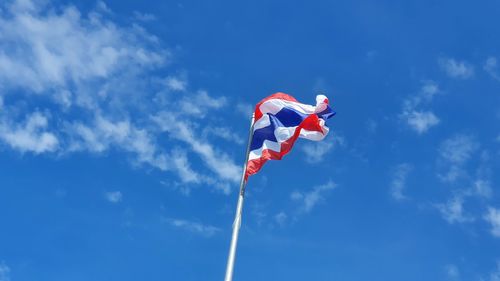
xmin=299 ymin=114 xmax=323 ymax=133
xmin=254 ymin=92 xmax=298 ymax=120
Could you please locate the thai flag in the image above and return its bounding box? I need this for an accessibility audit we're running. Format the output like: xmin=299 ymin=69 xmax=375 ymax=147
xmin=245 ymin=92 xmax=335 ymax=179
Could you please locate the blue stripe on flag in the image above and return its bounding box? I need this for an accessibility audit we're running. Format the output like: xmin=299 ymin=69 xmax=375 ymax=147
xmin=316 ymin=107 xmax=336 ymax=120
xmin=250 ymin=122 xmax=278 ymax=151
xmin=273 ymin=108 xmax=307 ymax=127
xmin=250 ymin=107 xmax=308 ymax=151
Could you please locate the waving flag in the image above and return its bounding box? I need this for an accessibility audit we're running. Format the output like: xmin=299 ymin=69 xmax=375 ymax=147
xmin=245 ymin=92 xmax=335 ymax=179
xmin=225 ymin=93 xmax=335 ymax=281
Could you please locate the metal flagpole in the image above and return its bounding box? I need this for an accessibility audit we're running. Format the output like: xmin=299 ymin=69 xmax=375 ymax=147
xmin=224 ymin=113 xmax=255 ymax=281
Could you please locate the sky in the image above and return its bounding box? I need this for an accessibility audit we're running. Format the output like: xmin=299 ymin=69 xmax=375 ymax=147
xmin=0 ymin=0 xmax=500 ymax=280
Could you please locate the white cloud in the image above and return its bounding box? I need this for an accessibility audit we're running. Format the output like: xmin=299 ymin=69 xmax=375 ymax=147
xmin=274 ymin=211 xmax=287 ymax=227
xmin=170 ymin=149 xmax=202 ymax=184
xmin=67 ymin=114 xmax=168 ymax=170
xmin=365 ymin=119 xmax=377 ymax=133
xmin=153 ymin=113 xmax=241 ymax=184
xmin=485 ymin=207 xmax=500 ymax=238
xmin=438 ymin=165 xmax=465 ymax=183
xmin=0 ymin=111 xmax=58 ymax=154
xmin=439 ymin=135 xmax=478 ymax=164
xmin=291 ymin=180 xmax=337 ymax=213
xmin=445 ymin=264 xmax=460 ymax=280
xmin=236 ymin=103 xmax=253 ymax=118
xmin=420 ymin=80 xmax=440 ymax=99
xmin=0 ymin=262 xmax=10 ymax=281
xmin=163 ymin=74 xmax=187 ymax=91
xmin=490 ymin=261 xmax=500 ymax=281
xmin=433 ymin=136 xmax=494 ymax=228
xmin=484 ymin=57 xmax=500 ymax=81
xmin=435 ymin=196 xmax=474 ymax=224
xmin=438 ymin=134 xmax=479 ymax=183
xmin=405 ymin=111 xmax=440 ymax=134
xmin=0 ymin=1 xmax=241 ymax=193
xmin=439 ymin=58 xmax=474 ymax=79
xmin=0 ymin=0 xmax=167 ymax=160
xmin=390 ymin=163 xmax=412 ymax=201
xmin=104 ymin=191 xmax=122 ymax=203
xmin=69 ymin=116 xmax=208 ymax=189
xmin=178 ymin=90 xmax=227 ymax=117
xmin=133 ymin=11 xmax=156 ymax=22
xmin=0 ymin=0 xmax=165 ymax=101
xmin=421 ymin=80 xmax=440 ymax=101
xmin=473 ymin=180 xmax=493 ymax=199
xmin=250 ymin=203 xmax=268 ymax=226
xmin=164 ymin=218 xmax=220 ymax=237
xmin=301 ymin=134 xmax=345 ymax=163
xmin=400 ymin=81 xmax=441 ymax=134
xmin=95 ymin=1 xmax=112 ymax=13
xmin=203 ymin=127 xmax=244 ymax=145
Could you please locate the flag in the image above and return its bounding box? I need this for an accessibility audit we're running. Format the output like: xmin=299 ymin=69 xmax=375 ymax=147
xmin=245 ymin=92 xmax=335 ymax=179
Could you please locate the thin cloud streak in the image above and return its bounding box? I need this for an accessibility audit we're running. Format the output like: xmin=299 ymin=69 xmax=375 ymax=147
xmin=291 ymin=180 xmax=337 ymax=213
xmin=485 ymin=207 xmax=500 ymax=238
xmin=390 ymin=163 xmax=412 ymax=201
xmin=164 ymin=217 xmax=221 ymax=237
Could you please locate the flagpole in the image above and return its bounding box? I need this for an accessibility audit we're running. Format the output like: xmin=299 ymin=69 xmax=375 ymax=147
xmin=224 ymin=113 xmax=255 ymax=281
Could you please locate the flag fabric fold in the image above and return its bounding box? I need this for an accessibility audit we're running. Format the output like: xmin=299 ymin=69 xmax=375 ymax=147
xmin=245 ymin=92 xmax=335 ymax=179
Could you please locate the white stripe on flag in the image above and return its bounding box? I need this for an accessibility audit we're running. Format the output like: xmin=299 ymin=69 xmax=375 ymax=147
xmin=259 ymin=99 xmax=317 ymax=116
xmin=248 ymin=139 xmax=281 ymax=160
xmin=253 ymin=114 xmax=271 ymax=130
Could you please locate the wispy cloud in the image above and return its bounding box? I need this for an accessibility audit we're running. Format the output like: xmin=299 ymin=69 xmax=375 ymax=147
xmin=133 ymin=11 xmax=156 ymax=22
xmin=0 ymin=0 xmax=165 ymax=99
xmin=0 ymin=0 xmax=241 ymax=193
xmin=236 ymin=103 xmax=253 ymax=118
xmin=400 ymin=81 xmax=441 ymax=134
xmin=202 ymin=127 xmax=244 ymax=145
xmin=104 ymin=191 xmax=123 ymax=203
xmin=435 ymin=195 xmax=474 ymax=224
xmin=390 ymin=163 xmax=412 ymax=201
xmin=291 ymin=180 xmax=337 ymax=213
xmin=0 ymin=111 xmax=58 ymax=154
xmin=274 ymin=211 xmax=287 ymax=227
xmin=152 ymin=113 xmax=241 ymax=184
xmin=484 ymin=207 xmax=500 ymax=238
xmin=0 ymin=262 xmax=10 ymax=281
xmin=301 ymin=134 xmax=345 ymax=163
xmin=439 ymin=57 xmax=474 ymax=79
xmin=178 ymin=90 xmax=227 ymax=117
xmin=67 ymin=114 xmax=168 ymax=170
xmin=164 ymin=218 xmax=220 ymax=237
xmin=437 ymin=134 xmax=479 ymax=183
xmin=489 ymin=261 xmax=500 ymax=281
xmin=162 ymin=74 xmax=188 ymax=91
xmin=365 ymin=119 xmax=378 ymax=133
xmin=439 ymin=134 xmax=478 ymax=164
xmin=445 ymin=264 xmax=460 ymax=280
xmin=433 ymin=139 xmax=494 ymax=228
xmin=405 ymin=111 xmax=440 ymax=134
xmin=473 ymin=180 xmax=493 ymax=199
xmin=484 ymin=57 xmax=500 ymax=81
xmin=169 ymin=149 xmax=203 ymax=185
xmin=249 ymin=202 xmax=268 ymax=226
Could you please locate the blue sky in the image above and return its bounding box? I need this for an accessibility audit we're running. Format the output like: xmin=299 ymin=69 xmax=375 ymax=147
xmin=0 ymin=0 xmax=500 ymax=280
